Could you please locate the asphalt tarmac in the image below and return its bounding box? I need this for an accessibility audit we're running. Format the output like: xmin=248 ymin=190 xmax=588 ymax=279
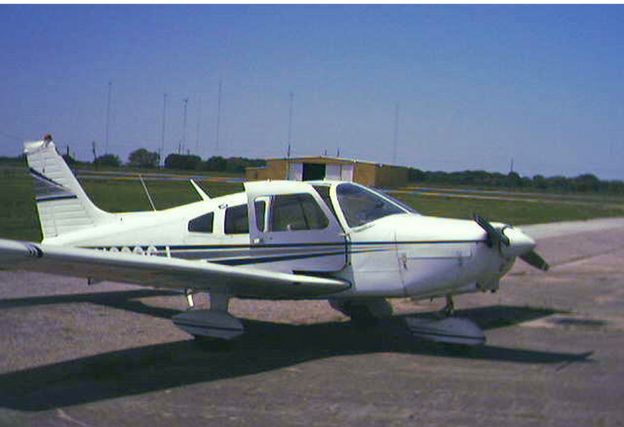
xmin=0 ymin=220 xmax=623 ymax=426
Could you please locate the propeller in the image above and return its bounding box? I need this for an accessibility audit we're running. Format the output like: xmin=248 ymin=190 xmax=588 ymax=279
xmin=473 ymin=214 xmax=550 ymax=271
xmin=519 ymin=250 xmax=550 ymax=271
xmin=473 ymin=214 xmax=509 ymax=249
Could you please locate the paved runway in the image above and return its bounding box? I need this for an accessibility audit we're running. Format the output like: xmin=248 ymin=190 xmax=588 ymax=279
xmin=0 ymin=220 xmax=623 ymax=426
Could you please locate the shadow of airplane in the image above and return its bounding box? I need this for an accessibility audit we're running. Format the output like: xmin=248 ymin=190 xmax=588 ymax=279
xmin=0 ymin=290 xmax=593 ymax=412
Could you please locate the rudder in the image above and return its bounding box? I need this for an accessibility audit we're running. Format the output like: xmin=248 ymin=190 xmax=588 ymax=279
xmin=24 ymin=136 xmax=113 ymax=240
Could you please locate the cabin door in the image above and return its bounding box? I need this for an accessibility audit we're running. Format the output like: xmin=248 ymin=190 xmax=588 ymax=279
xmin=244 ymin=181 xmax=347 ymax=273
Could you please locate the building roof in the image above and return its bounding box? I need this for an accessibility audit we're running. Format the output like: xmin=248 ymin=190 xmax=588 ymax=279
xmin=265 ymin=155 xmax=390 ymax=167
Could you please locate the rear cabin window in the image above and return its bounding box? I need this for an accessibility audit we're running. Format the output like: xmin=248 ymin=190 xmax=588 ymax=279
xmin=255 ymin=200 xmax=266 ymax=231
xmin=269 ymin=193 xmax=329 ymax=231
xmin=188 ymin=212 xmax=214 ymax=233
xmin=224 ymin=201 xmax=266 ymax=235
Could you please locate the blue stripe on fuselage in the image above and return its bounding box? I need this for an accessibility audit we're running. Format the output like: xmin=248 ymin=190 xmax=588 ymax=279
xmin=78 ymin=240 xmax=482 ymax=267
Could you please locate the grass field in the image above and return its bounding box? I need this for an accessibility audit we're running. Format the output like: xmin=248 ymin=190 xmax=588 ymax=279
xmin=399 ymin=184 xmax=624 ymax=204
xmin=2 ymin=166 xmax=623 ymax=242
xmin=390 ymin=192 xmax=624 ymax=225
xmin=0 ymin=167 xmax=243 ymax=241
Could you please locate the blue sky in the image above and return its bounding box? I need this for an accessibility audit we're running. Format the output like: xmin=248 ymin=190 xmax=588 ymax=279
xmin=1 ymin=5 xmax=623 ymax=179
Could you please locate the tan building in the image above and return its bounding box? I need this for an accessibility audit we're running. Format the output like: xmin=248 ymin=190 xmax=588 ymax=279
xmin=245 ymin=156 xmax=409 ymax=188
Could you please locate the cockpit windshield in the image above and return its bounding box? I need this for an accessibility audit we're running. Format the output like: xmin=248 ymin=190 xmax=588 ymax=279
xmin=336 ymin=183 xmax=414 ymax=228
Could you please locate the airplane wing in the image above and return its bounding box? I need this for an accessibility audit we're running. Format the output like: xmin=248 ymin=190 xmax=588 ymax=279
xmin=0 ymin=239 xmax=350 ymax=299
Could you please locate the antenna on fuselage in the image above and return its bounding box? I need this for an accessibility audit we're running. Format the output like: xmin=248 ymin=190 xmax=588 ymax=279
xmin=190 ymin=179 xmax=210 ymax=201
xmin=138 ymin=174 xmax=157 ymax=211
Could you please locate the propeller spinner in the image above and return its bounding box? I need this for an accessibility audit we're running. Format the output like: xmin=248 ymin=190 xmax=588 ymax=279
xmin=473 ymin=214 xmax=550 ymax=271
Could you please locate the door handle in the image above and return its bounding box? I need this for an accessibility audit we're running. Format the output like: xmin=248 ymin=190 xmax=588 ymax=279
xmin=400 ymin=252 xmax=408 ymax=270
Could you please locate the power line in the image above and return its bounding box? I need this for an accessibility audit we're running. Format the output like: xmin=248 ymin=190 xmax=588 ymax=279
xmin=0 ymin=130 xmax=24 ymax=141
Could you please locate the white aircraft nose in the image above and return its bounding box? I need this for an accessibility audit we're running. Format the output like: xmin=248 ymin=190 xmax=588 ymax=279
xmin=500 ymin=227 xmax=536 ymax=258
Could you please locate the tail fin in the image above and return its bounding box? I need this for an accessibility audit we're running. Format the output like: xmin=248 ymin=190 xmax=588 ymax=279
xmin=24 ymin=137 xmax=113 ymax=240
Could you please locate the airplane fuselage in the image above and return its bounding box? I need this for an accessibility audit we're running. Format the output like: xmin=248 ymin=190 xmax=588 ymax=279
xmin=42 ymin=181 xmax=515 ymax=301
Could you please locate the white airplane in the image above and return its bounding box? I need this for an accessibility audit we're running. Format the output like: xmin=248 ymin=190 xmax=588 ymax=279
xmin=0 ymin=137 xmax=549 ymax=346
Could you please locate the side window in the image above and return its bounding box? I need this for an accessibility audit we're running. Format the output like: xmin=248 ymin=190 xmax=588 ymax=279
xmin=188 ymin=212 xmax=214 ymax=233
xmin=225 ymin=204 xmax=248 ymax=235
xmin=255 ymin=200 xmax=266 ymax=232
xmin=269 ymin=193 xmax=329 ymax=232
xmin=224 ymin=201 xmax=266 ymax=235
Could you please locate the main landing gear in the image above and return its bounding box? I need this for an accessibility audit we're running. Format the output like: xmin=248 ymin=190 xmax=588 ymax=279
xmin=441 ymin=295 xmax=455 ymax=317
xmin=329 ymin=298 xmax=393 ymax=328
xmin=172 ymin=291 xmax=244 ymax=344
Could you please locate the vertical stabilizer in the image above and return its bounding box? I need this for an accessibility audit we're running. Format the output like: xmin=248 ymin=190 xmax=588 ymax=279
xmin=24 ymin=137 xmax=113 ymax=240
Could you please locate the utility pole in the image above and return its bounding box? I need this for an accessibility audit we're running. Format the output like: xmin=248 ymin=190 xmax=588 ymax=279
xmin=287 ymin=92 xmax=294 ymax=158
xmin=182 ymin=98 xmax=189 ymax=154
xmin=215 ymin=79 xmax=222 ymax=151
xmin=92 ymin=141 xmax=98 ymax=170
xmin=392 ymin=103 xmax=399 ymax=165
xmin=510 ymin=157 xmax=514 ymax=174
xmin=105 ymin=81 xmax=112 ymax=154
xmin=195 ymin=94 xmax=202 ymax=155
xmin=160 ymin=93 xmax=167 ymax=166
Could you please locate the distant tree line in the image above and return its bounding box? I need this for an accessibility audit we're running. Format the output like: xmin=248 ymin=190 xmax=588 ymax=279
xmin=4 ymin=147 xmax=265 ymax=173
xmin=163 ymin=153 xmax=266 ymax=173
xmin=407 ymin=168 xmax=624 ymax=194
xmin=89 ymin=148 xmax=266 ymax=173
xmin=3 ymin=147 xmax=622 ymax=194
